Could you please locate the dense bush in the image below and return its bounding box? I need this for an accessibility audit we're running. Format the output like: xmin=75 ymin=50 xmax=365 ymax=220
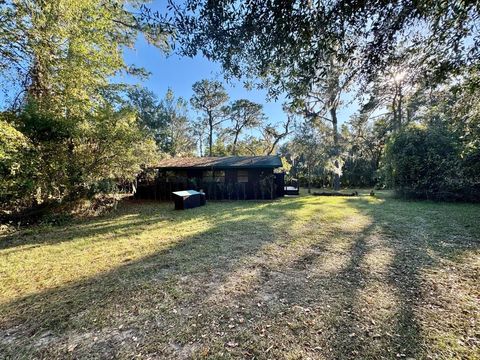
xmin=0 ymin=117 xmax=35 ymax=209
xmin=382 ymin=123 xmax=480 ymax=201
xmin=341 ymin=158 xmax=378 ymax=188
xmin=0 ymin=105 xmax=158 ymax=213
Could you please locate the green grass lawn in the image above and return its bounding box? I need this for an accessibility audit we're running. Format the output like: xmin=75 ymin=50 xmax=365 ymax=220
xmin=1 ymin=191 xmax=479 ymax=359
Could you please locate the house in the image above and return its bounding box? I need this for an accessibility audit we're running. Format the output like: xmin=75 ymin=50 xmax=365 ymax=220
xmin=135 ymin=155 xmax=286 ymax=200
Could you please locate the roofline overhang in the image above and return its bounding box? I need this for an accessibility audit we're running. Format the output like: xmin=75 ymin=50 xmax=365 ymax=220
xmin=150 ymin=165 xmax=281 ymax=170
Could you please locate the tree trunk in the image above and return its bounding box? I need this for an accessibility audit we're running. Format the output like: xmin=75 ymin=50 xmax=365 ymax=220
xmin=392 ymin=89 xmax=398 ymax=132
xmin=28 ymin=57 xmax=47 ymax=103
xmin=406 ymin=106 xmax=412 ymax=124
xmin=330 ymin=107 xmax=341 ymax=191
xmin=232 ymin=131 xmax=240 ymax=155
xmin=307 ymin=166 xmax=311 ymax=194
xmin=397 ymin=85 xmax=403 ymax=129
xmin=392 ymin=82 xmax=404 ymax=132
xmin=208 ymin=112 xmax=213 ymax=156
xmin=266 ymin=134 xmax=285 ymax=155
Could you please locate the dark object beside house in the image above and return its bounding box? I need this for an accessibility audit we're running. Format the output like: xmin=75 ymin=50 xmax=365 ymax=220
xmin=284 ymin=178 xmax=299 ymax=195
xmin=172 ymin=190 xmax=205 ymax=210
xmin=199 ymin=192 xmax=206 ymax=205
xmin=135 ymin=156 xmax=285 ymax=201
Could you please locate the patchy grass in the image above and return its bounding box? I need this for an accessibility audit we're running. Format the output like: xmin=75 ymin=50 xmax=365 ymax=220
xmin=0 ymin=191 xmax=479 ymax=359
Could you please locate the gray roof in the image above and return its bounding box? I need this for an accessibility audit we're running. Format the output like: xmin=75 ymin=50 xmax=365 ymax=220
xmin=155 ymin=156 xmax=283 ymax=169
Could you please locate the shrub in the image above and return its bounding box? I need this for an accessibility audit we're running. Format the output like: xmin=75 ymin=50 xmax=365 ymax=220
xmin=382 ymin=123 xmax=480 ymax=201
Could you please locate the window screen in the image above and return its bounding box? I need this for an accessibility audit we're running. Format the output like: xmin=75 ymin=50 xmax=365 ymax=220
xmin=214 ymin=170 xmax=225 ymax=183
xmin=203 ymin=170 xmax=214 ymax=182
xmin=203 ymin=170 xmax=225 ymax=182
xmin=237 ymin=170 xmax=249 ymax=183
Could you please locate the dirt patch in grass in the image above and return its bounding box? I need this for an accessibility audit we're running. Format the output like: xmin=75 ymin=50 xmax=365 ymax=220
xmin=1 ymin=193 xmax=479 ymax=359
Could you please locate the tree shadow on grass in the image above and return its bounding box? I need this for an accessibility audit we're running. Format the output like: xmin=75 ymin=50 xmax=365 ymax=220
xmin=334 ymin=195 xmax=480 ymax=359
xmin=1 ymin=195 xmax=478 ymax=359
xmin=0 ymin=198 xmax=296 ymax=251
xmin=324 ymin=216 xmax=423 ymax=359
xmin=0 ymin=197 xmax=309 ymax=357
xmin=180 ymin=195 xmax=478 ymax=359
xmin=0 ymin=201 xmax=198 ymax=250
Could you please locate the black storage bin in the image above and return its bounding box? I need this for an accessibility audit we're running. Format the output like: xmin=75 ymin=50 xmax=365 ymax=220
xmin=199 ymin=191 xmax=206 ymax=205
xmin=172 ymin=190 xmax=205 ymax=210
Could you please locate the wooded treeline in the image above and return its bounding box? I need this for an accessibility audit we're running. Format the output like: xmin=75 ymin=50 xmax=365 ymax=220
xmin=0 ymin=1 xmax=289 ymax=214
xmin=278 ymin=65 xmax=480 ymax=201
xmin=1 ymin=0 xmax=479 ymax=216
xmin=0 ymin=1 xmax=172 ymax=213
xmin=171 ymin=0 xmax=480 ymax=201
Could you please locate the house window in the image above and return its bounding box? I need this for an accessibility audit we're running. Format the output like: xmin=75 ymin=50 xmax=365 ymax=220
xmin=237 ymin=170 xmax=249 ymax=183
xmin=203 ymin=170 xmax=214 ymax=182
xmin=214 ymin=170 xmax=225 ymax=183
xmin=163 ymin=170 xmax=187 ymax=182
xmin=203 ymin=170 xmax=225 ymax=183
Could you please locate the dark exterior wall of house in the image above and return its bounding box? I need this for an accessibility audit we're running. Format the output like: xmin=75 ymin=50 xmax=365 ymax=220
xmin=225 ymin=169 xmax=237 ymax=183
xmin=275 ymin=173 xmax=285 ymax=197
xmin=187 ymin=169 xmax=203 ymax=179
xmin=135 ymin=167 xmax=284 ymax=201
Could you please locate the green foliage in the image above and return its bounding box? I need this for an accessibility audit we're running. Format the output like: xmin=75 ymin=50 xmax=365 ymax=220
xmin=374 ymin=66 xmax=480 ymax=201
xmin=0 ymin=1 xmax=172 ymax=213
xmin=173 ymin=1 xmax=479 ymax=95
xmin=259 ymin=174 xmax=275 ymax=199
xmin=341 ymin=157 xmax=377 ymax=188
xmin=0 ymin=118 xmax=29 ymax=175
xmin=127 ymin=87 xmax=168 ymax=146
xmin=190 ymin=79 xmax=229 ymax=156
xmin=190 ymin=80 xmax=229 ymax=114
xmin=225 ymin=99 xmax=264 ymax=155
xmin=38 ymin=212 xmax=73 ymax=227
xmin=128 ymin=87 xmax=196 ymax=157
xmin=229 ymin=136 xmax=270 ymax=156
xmin=0 ymin=0 xmax=172 ymax=111
xmin=0 ymin=104 xmax=158 ymax=210
xmin=171 ymin=0 xmax=480 ymax=201
xmin=449 ymin=71 xmax=480 ymax=180
xmin=158 ymin=89 xmax=197 ymax=157
xmin=341 ymin=116 xmax=387 ymax=188
xmin=280 ymin=122 xmax=330 ymax=191
xmin=0 ymin=117 xmax=33 ymax=206
xmin=75 ymin=106 xmax=159 ymax=184
xmin=279 ymin=156 xmax=291 ymax=174
xmin=382 ymin=123 xmax=479 ymax=201
xmin=210 ymin=136 xmax=230 ymax=156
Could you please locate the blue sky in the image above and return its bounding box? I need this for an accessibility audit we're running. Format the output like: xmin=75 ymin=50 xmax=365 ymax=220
xmin=122 ymin=40 xmax=288 ymax=125
xmin=0 ymin=1 xmax=359 ymax=130
xmin=0 ymin=36 xmax=358 ymax=130
xmin=120 ymin=1 xmax=358 ymax=129
xmin=121 ymin=35 xmax=358 ymax=130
